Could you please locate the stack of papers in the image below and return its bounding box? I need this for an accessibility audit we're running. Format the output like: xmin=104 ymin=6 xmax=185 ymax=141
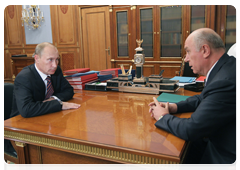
xmin=170 ymin=76 xmax=196 ymax=86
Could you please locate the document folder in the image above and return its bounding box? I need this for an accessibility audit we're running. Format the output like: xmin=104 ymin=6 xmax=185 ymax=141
xmin=170 ymin=76 xmax=196 ymax=83
xmin=157 ymin=92 xmax=190 ymax=103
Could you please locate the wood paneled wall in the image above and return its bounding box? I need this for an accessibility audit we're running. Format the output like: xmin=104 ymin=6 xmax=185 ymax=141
xmin=51 ymin=5 xmax=81 ymax=71
xmin=4 ymin=5 xmax=26 ymax=80
xmin=4 ymin=5 xmax=233 ymax=80
xmin=4 ymin=5 xmax=82 ymax=80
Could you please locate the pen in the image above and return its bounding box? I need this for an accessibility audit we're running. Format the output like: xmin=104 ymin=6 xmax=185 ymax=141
xmin=159 ymin=69 xmax=164 ymax=76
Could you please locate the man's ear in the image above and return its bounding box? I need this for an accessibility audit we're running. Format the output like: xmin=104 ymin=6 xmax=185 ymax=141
xmin=34 ymin=55 xmax=40 ymax=63
xmin=202 ymin=44 xmax=211 ymax=59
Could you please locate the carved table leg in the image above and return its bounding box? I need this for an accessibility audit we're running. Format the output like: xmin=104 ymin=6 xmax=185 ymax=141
xmin=15 ymin=141 xmax=28 ymax=164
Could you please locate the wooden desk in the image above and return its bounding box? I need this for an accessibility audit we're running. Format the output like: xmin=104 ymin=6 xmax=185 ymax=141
xmin=4 ymin=89 xmax=200 ymax=164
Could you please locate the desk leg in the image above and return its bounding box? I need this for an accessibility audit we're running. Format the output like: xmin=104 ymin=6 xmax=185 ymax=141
xmin=15 ymin=141 xmax=29 ymax=164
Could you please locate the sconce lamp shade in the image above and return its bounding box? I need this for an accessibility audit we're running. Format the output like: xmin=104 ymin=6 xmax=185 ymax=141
xmin=227 ymin=42 xmax=238 ymax=59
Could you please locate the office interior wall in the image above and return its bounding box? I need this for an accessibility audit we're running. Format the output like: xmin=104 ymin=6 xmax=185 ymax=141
xmin=23 ymin=5 xmax=53 ymax=44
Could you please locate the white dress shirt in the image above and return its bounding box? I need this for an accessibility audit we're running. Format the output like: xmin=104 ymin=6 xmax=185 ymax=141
xmin=205 ymin=60 xmax=218 ymax=85
xmin=34 ymin=64 xmax=60 ymax=101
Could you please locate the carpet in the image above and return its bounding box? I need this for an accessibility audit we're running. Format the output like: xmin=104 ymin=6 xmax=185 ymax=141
xmin=7 ymin=161 xmax=19 ymax=170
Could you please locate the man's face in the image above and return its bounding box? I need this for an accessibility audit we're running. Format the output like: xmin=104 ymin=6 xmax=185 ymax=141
xmin=35 ymin=46 xmax=59 ymax=75
xmin=184 ymin=36 xmax=204 ymax=75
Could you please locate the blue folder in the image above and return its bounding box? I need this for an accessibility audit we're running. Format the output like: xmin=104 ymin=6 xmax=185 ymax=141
xmin=98 ymin=74 xmax=113 ymax=81
xmin=65 ymin=71 xmax=100 ymax=78
xmin=170 ymin=76 xmax=196 ymax=83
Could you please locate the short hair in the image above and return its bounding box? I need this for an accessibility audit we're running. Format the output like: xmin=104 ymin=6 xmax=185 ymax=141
xmin=32 ymin=42 xmax=57 ymax=58
xmin=194 ymin=29 xmax=225 ymax=52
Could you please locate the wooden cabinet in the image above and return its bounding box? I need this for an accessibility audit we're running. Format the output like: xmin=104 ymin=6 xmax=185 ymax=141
xmin=110 ymin=5 xmax=216 ymax=77
xmin=216 ymin=5 xmax=236 ymax=52
xmin=138 ymin=6 xmax=154 ymax=58
xmin=111 ymin=6 xmax=136 ymax=60
xmin=190 ymin=5 xmax=206 ymax=32
xmin=115 ymin=9 xmax=130 ymax=57
xmin=225 ymin=5 xmax=236 ymax=51
xmin=5 ymin=5 xmax=236 ymax=81
xmin=159 ymin=6 xmax=183 ymax=58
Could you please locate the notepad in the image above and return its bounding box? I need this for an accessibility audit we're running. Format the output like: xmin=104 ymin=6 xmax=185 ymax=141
xmin=157 ymin=93 xmax=190 ymax=103
xmin=170 ymin=76 xmax=196 ymax=83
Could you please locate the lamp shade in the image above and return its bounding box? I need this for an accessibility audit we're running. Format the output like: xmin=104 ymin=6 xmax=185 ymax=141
xmin=227 ymin=42 xmax=238 ymax=59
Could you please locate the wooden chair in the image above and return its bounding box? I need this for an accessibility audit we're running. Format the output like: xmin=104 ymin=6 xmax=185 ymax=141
xmin=176 ymin=55 xmax=198 ymax=77
xmin=4 ymin=83 xmax=18 ymax=164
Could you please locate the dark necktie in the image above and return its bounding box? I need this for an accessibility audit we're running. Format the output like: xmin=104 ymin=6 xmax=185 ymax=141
xmin=45 ymin=76 xmax=54 ymax=99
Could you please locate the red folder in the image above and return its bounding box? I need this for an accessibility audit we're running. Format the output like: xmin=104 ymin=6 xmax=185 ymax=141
xmin=99 ymin=68 xmax=120 ymax=77
xmin=63 ymin=68 xmax=90 ymax=75
xmin=71 ymin=79 xmax=98 ymax=90
xmin=68 ymin=77 xmax=98 ymax=85
xmin=196 ymin=76 xmax=206 ymax=82
xmin=66 ymin=73 xmax=98 ymax=82
xmin=71 ymin=84 xmax=85 ymax=90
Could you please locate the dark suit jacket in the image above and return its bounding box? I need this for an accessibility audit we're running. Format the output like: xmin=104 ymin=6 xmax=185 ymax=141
xmin=11 ymin=64 xmax=74 ymax=118
xmin=155 ymin=53 xmax=236 ymax=164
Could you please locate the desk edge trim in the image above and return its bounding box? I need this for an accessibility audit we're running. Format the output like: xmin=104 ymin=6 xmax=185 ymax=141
xmin=4 ymin=130 xmax=180 ymax=164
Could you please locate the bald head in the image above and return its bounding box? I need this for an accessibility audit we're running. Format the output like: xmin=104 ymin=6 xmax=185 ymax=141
xmin=184 ymin=28 xmax=226 ymax=76
xmin=187 ymin=28 xmax=225 ymax=52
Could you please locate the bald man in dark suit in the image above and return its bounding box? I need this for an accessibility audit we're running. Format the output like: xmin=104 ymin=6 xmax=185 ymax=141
xmin=149 ymin=28 xmax=236 ymax=164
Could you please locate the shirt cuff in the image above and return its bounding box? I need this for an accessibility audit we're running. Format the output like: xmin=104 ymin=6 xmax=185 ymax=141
xmin=52 ymin=96 xmax=61 ymax=101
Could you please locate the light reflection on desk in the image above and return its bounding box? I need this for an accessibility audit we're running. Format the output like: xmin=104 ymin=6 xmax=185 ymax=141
xmin=5 ymin=89 xmax=199 ymax=163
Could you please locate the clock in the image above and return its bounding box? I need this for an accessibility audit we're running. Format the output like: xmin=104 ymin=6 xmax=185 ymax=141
xmin=134 ymin=54 xmax=144 ymax=64
xmin=135 ymin=57 xmax=142 ymax=64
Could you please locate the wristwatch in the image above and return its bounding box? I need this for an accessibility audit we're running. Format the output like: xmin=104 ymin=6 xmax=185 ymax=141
xmin=157 ymin=113 xmax=168 ymax=121
xmin=158 ymin=115 xmax=163 ymax=121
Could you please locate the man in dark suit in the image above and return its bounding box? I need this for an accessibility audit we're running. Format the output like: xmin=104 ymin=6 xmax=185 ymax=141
xmin=11 ymin=42 xmax=80 ymax=118
xmin=148 ymin=28 xmax=236 ymax=164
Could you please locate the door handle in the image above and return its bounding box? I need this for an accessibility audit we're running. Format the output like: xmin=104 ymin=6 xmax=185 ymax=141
xmin=105 ymin=47 xmax=110 ymax=55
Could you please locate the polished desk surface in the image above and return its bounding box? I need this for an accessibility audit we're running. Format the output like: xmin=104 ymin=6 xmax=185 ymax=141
xmin=4 ymin=89 xmax=200 ymax=163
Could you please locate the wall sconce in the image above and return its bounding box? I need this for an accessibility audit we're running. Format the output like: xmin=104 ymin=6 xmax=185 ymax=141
xmin=21 ymin=5 xmax=45 ymax=30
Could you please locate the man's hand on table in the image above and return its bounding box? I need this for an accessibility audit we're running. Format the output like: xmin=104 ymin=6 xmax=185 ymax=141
xmin=148 ymin=97 xmax=177 ymax=121
xmin=62 ymin=102 xmax=81 ymax=110
xmin=43 ymin=98 xmax=81 ymax=110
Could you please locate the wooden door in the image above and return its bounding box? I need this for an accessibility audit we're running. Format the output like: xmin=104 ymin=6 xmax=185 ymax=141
xmin=81 ymin=6 xmax=111 ymax=70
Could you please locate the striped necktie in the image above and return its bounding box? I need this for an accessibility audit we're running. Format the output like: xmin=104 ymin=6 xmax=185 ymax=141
xmin=45 ymin=76 xmax=54 ymax=99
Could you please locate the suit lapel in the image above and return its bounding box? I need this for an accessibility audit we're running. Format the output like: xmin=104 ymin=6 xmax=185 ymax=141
xmin=50 ymin=66 xmax=59 ymax=92
xmin=29 ymin=64 xmax=46 ymax=100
